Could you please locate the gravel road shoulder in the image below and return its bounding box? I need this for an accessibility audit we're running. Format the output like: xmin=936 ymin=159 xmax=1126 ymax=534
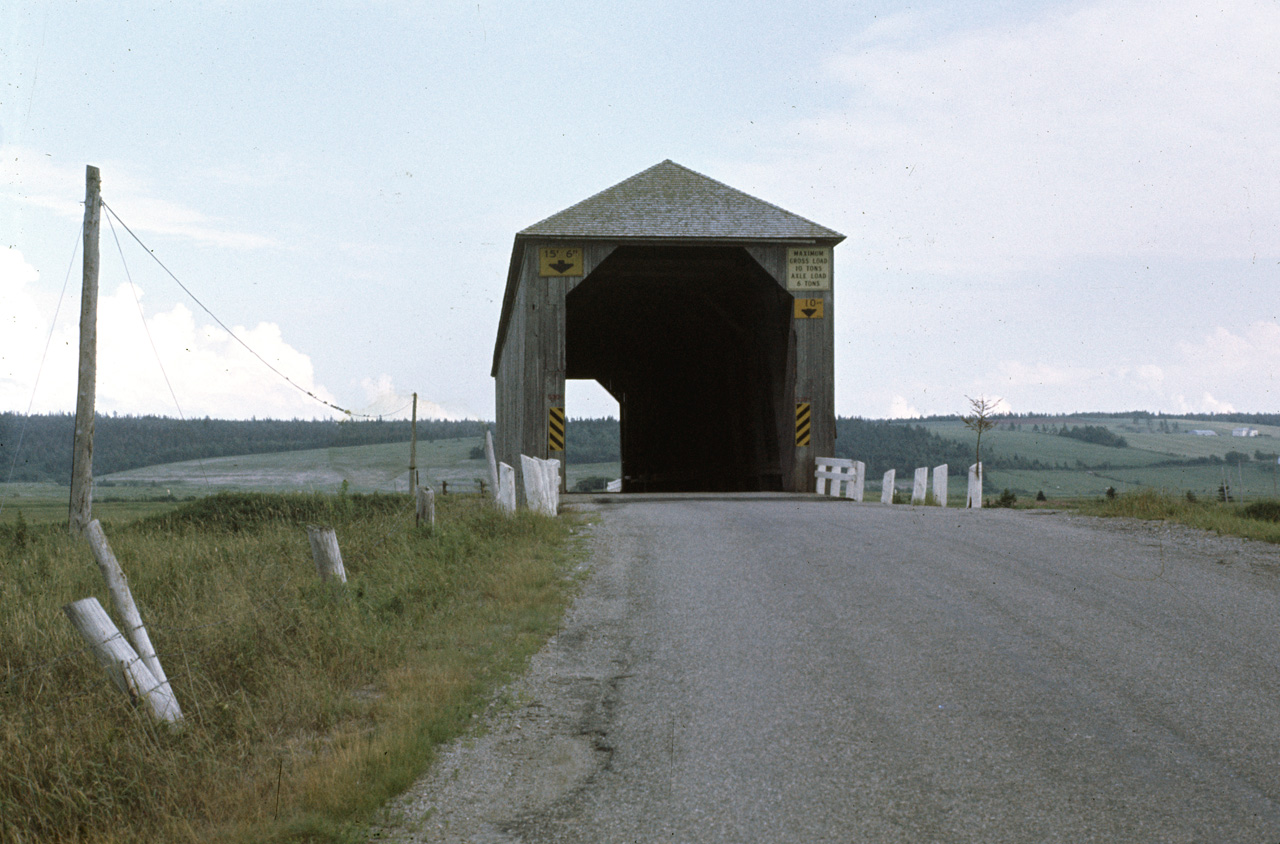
xmin=368 ymin=500 xmax=627 ymax=842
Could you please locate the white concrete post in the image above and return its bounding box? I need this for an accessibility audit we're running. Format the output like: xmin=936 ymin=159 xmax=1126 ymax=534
xmin=912 ymin=467 xmax=928 ymax=504
xmin=63 ymin=597 xmax=183 ymax=724
xmin=484 ymin=430 xmax=500 ymax=502
xmin=416 ymin=485 xmax=436 ymax=528
xmin=85 ymin=520 xmax=177 ymax=715
xmin=933 ymin=465 xmax=949 ymax=507
xmin=497 ymin=462 xmax=517 ymax=514
xmin=606 ymin=479 xmax=622 ymax=492
xmin=543 ymin=458 xmax=561 ymax=515
xmin=306 ymin=526 xmax=347 ymax=583
xmin=520 ymin=454 xmax=546 ymax=514
xmin=848 ymin=461 xmax=866 ymax=502
xmin=967 ymin=462 xmax=983 ymax=508
xmin=881 ymin=469 xmax=896 ymax=504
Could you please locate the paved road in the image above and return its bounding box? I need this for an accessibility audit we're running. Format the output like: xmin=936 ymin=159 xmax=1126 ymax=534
xmin=374 ymin=495 xmax=1280 ymax=843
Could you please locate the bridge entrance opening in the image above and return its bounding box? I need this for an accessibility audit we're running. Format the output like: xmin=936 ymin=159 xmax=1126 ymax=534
xmin=566 ymin=245 xmax=794 ymax=492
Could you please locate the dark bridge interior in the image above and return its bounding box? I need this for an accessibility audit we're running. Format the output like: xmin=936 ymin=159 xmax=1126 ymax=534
xmin=566 ymin=246 xmax=794 ymax=492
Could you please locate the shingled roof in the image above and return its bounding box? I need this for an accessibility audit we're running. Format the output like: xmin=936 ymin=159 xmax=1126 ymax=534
xmin=520 ymin=159 xmax=843 ymax=241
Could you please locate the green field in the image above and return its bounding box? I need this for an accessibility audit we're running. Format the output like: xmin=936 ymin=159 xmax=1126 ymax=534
xmin=913 ymin=416 xmax=1280 ymax=502
xmin=0 ymin=438 xmax=622 ymax=524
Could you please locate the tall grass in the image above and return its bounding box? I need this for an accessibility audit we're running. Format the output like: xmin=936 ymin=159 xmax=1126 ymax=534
xmin=1078 ymin=488 xmax=1280 ymax=544
xmin=0 ymin=492 xmax=582 ymax=843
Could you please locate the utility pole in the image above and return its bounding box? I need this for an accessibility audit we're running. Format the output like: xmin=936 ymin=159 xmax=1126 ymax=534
xmin=69 ymin=165 xmax=100 ymax=536
xmin=409 ymin=392 xmax=419 ymax=492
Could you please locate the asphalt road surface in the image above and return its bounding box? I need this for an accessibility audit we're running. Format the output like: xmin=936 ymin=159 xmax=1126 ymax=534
xmin=372 ymin=495 xmax=1280 ymax=843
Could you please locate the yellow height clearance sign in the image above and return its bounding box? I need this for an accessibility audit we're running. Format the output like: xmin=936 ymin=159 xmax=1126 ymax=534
xmin=540 ymin=247 xmax=583 ymax=277
xmin=794 ymin=298 xmax=824 ymax=319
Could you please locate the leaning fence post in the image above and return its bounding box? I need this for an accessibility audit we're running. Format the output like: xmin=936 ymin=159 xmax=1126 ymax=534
xmin=484 ymin=429 xmax=500 ymax=503
xmin=64 ymin=597 xmax=183 ymax=724
xmin=497 ymin=462 xmax=517 ymax=514
xmin=967 ymin=462 xmax=983 ymax=508
xmin=84 ymin=519 xmax=178 ymax=716
xmin=933 ymin=465 xmax=949 ymax=507
xmin=306 ymin=526 xmax=347 ymax=583
xmin=881 ymin=469 xmax=896 ymax=504
xmin=416 ymin=485 xmax=436 ymax=529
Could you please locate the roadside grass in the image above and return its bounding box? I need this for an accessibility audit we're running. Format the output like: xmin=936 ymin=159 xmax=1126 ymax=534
xmin=1077 ymin=488 xmax=1280 ymax=544
xmin=0 ymin=491 xmax=584 ymax=843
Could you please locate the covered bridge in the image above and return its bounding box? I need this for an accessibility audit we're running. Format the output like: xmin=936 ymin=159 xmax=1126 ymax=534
xmin=491 ymin=160 xmax=844 ymax=493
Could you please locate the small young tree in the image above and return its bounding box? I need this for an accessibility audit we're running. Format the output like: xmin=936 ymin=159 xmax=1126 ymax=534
xmin=962 ymin=396 xmax=1000 ymax=482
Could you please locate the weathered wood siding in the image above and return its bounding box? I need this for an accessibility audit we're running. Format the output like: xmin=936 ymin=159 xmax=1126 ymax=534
xmin=745 ymin=244 xmax=836 ymax=492
xmin=494 ymin=241 xmax=615 ymax=487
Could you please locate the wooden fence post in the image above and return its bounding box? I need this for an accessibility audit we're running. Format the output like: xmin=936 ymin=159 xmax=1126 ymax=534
xmin=306 ymin=526 xmax=347 ymax=583
xmin=85 ymin=520 xmax=178 ymax=716
xmin=416 ymin=485 xmax=436 ymax=529
xmin=63 ymin=597 xmax=183 ymax=724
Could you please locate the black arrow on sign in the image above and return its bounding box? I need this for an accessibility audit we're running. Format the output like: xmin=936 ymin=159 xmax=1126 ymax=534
xmin=549 ymin=260 xmax=576 ymax=273
xmin=802 ymin=307 xmax=817 ymax=318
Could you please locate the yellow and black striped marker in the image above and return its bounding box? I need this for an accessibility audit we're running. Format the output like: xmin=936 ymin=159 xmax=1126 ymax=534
xmin=795 ymin=403 xmax=811 ymax=446
xmin=548 ymin=406 xmax=566 ymax=451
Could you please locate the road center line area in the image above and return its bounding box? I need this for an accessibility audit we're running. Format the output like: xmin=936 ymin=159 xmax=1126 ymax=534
xmin=370 ymin=496 xmax=1280 ymax=843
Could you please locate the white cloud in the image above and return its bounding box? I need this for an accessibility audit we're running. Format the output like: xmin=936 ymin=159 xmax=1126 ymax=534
xmin=887 ymin=395 xmax=921 ymax=418
xmin=751 ymin=0 xmax=1280 ymax=273
xmin=1 ymin=252 xmax=343 ymax=419
xmin=356 ymin=374 xmax=469 ymax=421
xmin=964 ymin=321 xmax=1280 ymax=414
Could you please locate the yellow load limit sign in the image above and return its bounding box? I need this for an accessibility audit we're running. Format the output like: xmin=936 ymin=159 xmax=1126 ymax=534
xmin=540 ymin=247 xmax=583 ymax=277
xmin=794 ymin=298 xmax=823 ymax=319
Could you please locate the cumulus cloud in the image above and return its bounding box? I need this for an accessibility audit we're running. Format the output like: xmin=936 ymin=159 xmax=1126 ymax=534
xmin=887 ymin=395 xmax=922 ymax=418
xmin=356 ymin=374 xmax=467 ymax=421
xmin=1 ymin=249 xmax=343 ymax=418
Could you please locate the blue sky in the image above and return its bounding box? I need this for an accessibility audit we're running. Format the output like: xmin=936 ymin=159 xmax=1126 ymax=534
xmin=3 ymin=0 xmax=1277 ymax=421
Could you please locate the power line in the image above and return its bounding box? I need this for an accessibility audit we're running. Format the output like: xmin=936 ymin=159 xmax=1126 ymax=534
xmin=99 ymin=201 xmax=382 ymax=420
xmin=0 ymin=222 xmax=83 ymax=519
xmin=105 ymin=210 xmax=212 ymax=490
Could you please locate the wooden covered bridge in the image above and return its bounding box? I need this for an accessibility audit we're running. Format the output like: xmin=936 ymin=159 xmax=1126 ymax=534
xmin=491 ymin=160 xmax=844 ymax=493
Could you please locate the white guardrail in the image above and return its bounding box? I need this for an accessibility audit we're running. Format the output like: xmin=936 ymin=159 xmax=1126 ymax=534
xmin=816 ymin=459 xmax=984 ymax=508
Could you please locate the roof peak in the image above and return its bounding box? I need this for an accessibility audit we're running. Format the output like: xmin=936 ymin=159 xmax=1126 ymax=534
xmin=519 ymin=160 xmax=843 ymax=242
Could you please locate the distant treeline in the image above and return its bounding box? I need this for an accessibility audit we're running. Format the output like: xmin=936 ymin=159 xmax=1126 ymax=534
xmin=915 ymin=410 xmax=1280 ymax=427
xmin=564 ymin=418 xmax=622 ymax=464
xmin=835 ymin=418 xmax=976 ymax=476
xmin=1057 ymin=425 xmax=1129 ymax=448
xmin=0 ymin=413 xmax=489 ymax=483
